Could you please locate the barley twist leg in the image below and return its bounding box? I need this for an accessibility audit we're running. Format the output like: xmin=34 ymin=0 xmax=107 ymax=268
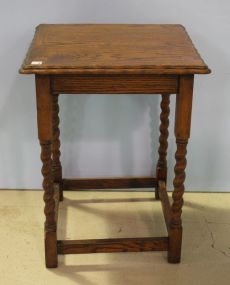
xmin=155 ymin=94 xmax=170 ymax=199
xmin=52 ymin=94 xmax=63 ymax=201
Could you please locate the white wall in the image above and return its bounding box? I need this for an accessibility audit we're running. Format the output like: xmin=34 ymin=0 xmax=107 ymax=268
xmin=0 ymin=0 xmax=229 ymax=191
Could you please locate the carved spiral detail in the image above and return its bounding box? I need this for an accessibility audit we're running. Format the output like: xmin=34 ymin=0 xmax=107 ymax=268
xmin=171 ymin=141 xmax=187 ymax=227
xmin=157 ymin=94 xmax=170 ymax=171
xmin=41 ymin=142 xmax=56 ymax=231
xmin=52 ymin=95 xmax=62 ymax=180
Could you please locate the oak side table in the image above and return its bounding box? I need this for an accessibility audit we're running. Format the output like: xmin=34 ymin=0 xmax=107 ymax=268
xmin=20 ymin=24 xmax=210 ymax=268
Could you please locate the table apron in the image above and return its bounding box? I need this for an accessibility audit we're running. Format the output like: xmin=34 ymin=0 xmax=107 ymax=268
xmin=51 ymin=74 xmax=179 ymax=94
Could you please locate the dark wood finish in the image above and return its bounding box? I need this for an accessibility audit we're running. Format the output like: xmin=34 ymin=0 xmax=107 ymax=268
xmin=20 ymin=24 xmax=210 ymax=268
xmin=155 ymin=94 xmax=170 ymax=199
xmin=53 ymin=184 xmax=60 ymax=223
xmin=158 ymin=180 xmax=171 ymax=232
xmin=52 ymin=94 xmax=63 ymax=201
xmin=62 ymin=177 xmax=157 ymax=190
xmin=35 ymin=75 xmax=57 ymax=268
xmin=168 ymin=75 xmax=194 ymax=263
xmin=51 ymin=74 xmax=178 ymax=94
xmin=20 ymin=24 xmax=210 ymax=75
xmin=57 ymin=237 xmax=168 ymax=254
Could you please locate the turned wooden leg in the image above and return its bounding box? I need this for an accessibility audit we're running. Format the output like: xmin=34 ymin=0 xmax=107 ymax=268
xmin=155 ymin=94 xmax=170 ymax=199
xmin=52 ymin=94 xmax=63 ymax=201
xmin=168 ymin=139 xmax=187 ymax=263
xmin=36 ymin=75 xmax=58 ymax=268
xmin=168 ymin=75 xmax=194 ymax=263
xmin=41 ymin=141 xmax=57 ymax=268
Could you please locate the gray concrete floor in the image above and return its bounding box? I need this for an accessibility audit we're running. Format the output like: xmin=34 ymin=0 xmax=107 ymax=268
xmin=0 ymin=190 xmax=230 ymax=285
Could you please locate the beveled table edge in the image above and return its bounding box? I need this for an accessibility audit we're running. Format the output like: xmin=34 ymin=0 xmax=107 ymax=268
xmin=19 ymin=66 xmax=211 ymax=75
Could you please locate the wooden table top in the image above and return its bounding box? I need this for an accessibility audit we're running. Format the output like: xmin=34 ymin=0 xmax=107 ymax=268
xmin=20 ymin=24 xmax=210 ymax=75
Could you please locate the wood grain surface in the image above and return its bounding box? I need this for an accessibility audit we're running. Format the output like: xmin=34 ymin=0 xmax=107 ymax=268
xmin=51 ymin=74 xmax=178 ymax=94
xmin=57 ymin=237 xmax=169 ymax=254
xmin=20 ymin=24 xmax=210 ymax=75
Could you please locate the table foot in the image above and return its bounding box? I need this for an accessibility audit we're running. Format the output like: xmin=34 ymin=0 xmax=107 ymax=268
xmin=45 ymin=231 xmax=58 ymax=268
xmin=168 ymin=227 xmax=182 ymax=263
